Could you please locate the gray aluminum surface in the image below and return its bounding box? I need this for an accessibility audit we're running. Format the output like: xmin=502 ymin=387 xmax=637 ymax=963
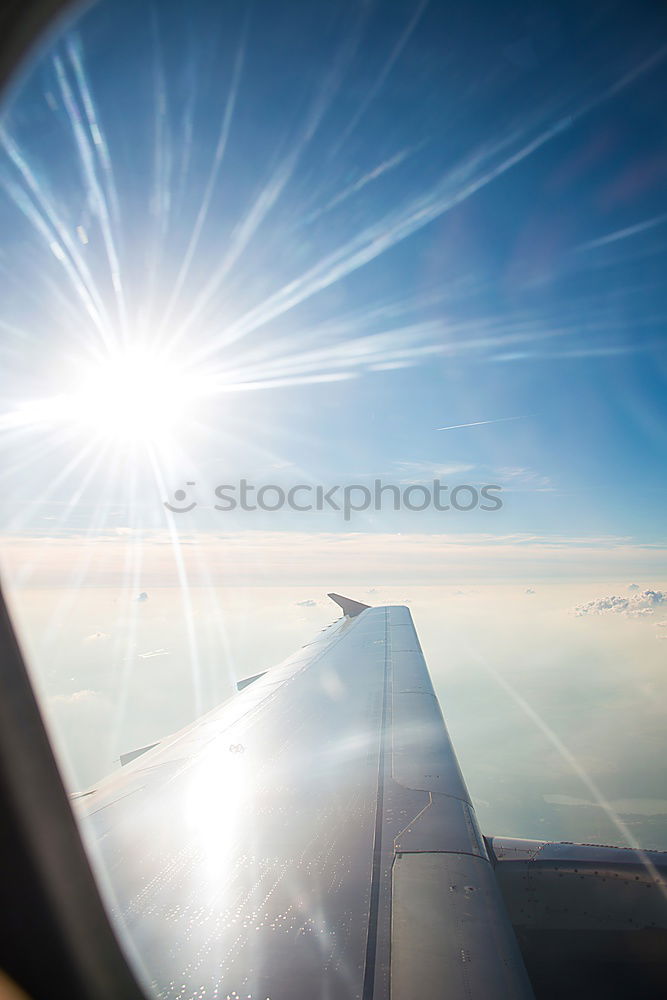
xmin=490 ymin=836 xmax=667 ymax=932
xmin=392 ymin=853 xmax=535 ymax=999
xmin=75 ymin=605 xmax=533 ymax=1000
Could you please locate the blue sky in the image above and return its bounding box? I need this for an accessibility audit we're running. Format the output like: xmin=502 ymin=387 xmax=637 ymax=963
xmin=1 ymin=0 xmax=667 ymax=550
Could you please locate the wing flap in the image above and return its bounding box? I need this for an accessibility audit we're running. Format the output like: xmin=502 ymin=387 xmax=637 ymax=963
xmin=393 ymin=853 xmax=535 ymax=999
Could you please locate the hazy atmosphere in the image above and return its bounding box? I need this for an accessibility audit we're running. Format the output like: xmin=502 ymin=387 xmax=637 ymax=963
xmin=4 ymin=573 xmax=667 ymax=852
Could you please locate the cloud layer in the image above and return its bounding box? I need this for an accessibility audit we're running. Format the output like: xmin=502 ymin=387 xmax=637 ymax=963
xmin=574 ymin=589 xmax=667 ymax=618
xmin=3 ymin=530 xmax=667 ymax=588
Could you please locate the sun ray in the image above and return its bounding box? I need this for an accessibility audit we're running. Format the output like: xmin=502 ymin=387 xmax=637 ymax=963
xmin=158 ymin=20 xmax=247 ymax=335
xmin=0 ymin=132 xmax=114 ymax=343
xmin=54 ymin=53 xmax=128 ymax=337
xmin=478 ymin=649 xmax=667 ymax=904
xmin=146 ymin=443 xmax=204 ymax=717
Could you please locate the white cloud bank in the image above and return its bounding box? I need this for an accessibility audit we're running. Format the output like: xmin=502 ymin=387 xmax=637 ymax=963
xmin=574 ymin=589 xmax=667 ymax=618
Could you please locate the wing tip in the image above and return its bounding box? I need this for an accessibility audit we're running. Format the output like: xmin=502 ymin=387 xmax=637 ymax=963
xmin=236 ymin=671 xmax=267 ymax=692
xmin=327 ymin=593 xmax=371 ymax=617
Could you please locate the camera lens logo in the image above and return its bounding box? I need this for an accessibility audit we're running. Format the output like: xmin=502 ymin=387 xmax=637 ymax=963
xmin=164 ymin=482 xmax=197 ymax=513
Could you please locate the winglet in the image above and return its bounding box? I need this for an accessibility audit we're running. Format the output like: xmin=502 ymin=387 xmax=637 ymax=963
xmin=119 ymin=742 xmax=159 ymax=767
xmin=236 ymin=671 xmax=267 ymax=692
xmin=327 ymin=593 xmax=371 ymax=618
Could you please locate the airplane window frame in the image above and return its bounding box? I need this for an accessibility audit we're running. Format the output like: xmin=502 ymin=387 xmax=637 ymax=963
xmin=0 ymin=5 xmax=147 ymax=998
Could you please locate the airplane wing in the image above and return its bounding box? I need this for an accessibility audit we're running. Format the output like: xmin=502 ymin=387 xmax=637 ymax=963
xmin=73 ymin=599 xmax=534 ymax=1000
xmin=72 ymin=598 xmax=667 ymax=1000
xmin=489 ymin=836 xmax=667 ymax=998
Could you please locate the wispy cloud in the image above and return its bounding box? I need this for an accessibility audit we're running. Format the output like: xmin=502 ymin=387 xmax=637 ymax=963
xmin=392 ymin=460 xmax=475 ymax=483
xmin=494 ymin=466 xmax=554 ymax=492
xmin=544 ymin=794 xmax=667 ymax=817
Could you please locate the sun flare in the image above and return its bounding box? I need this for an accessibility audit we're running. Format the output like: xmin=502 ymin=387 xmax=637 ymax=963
xmin=60 ymin=345 xmax=212 ymax=448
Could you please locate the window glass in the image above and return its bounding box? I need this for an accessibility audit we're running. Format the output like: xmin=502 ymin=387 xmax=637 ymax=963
xmin=1 ymin=0 xmax=666 ymax=994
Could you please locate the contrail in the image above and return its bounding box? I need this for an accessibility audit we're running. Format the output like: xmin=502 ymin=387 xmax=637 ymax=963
xmin=174 ymin=2 xmax=375 ymax=345
xmin=192 ymin=43 xmax=667 ymax=362
xmin=144 ymin=11 xmax=173 ymax=327
xmin=437 ymin=415 xmax=526 ymax=431
xmin=159 ymin=21 xmax=247 ymax=333
xmin=577 ymin=211 xmax=667 ymax=252
xmin=54 ymin=53 xmax=128 ymax=336
xmin=302 ymin=144 xmax=420 ymax=225
xmin=0 ymin=161 xmax=111 ymax=344
xmin=331 ymin=0 xmax=430 ymax=155
xmin=67 ymin=37 xmax=122 ymax=232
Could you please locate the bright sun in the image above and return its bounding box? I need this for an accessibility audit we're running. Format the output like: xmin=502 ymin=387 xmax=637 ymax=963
xmin=61 ymin=346 xmax=210 ymax=447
